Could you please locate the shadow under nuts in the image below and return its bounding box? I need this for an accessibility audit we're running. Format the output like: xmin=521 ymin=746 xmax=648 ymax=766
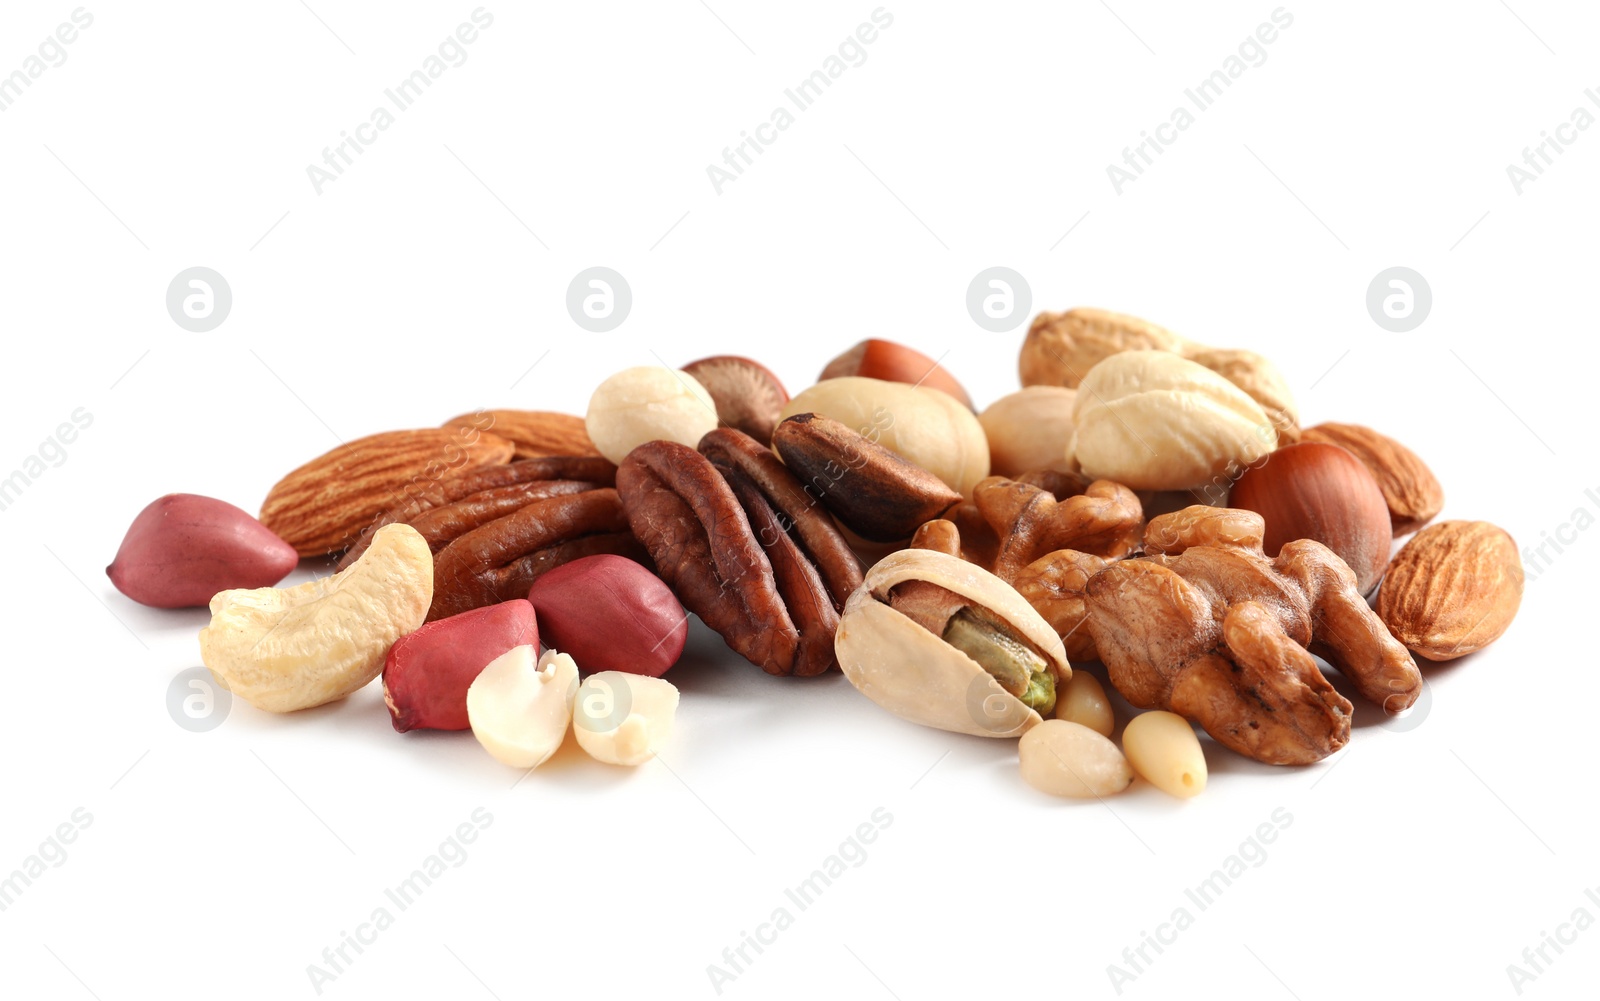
xmin=773 ymin=413 xmax=961 ymax=543
xmin=835 ymin=549 xmax=1070 ymax=738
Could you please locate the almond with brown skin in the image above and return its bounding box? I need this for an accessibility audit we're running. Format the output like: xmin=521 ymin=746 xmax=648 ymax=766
xmin=1300 ymin=422 xmax=1443 ymax=537
xmin=440 ymin=410 xmax=599 ymax=459
xmin=261 ymin=429 xmax=515 ymax=557
xmin=1377 ymin=521 xmax=1523 ymax=661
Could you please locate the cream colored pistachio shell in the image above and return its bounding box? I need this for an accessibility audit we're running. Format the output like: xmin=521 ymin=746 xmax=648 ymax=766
xmin=467 ymin=647 xmax=579 ymax=769
xmin=1067 ymin=351 xmax=1276 ymax=491
xmin=835 ymin=549 xmax=1069 ymax=738
xmin=198 ymin=522 xmax=432 ymax=713
xmin=573 ymin=672 xmax=679 ymax=766
xmin=779 ymin=377 xmax=990 ymax=496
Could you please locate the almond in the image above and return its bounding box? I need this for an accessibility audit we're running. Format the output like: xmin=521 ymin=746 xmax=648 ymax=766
xmin=1377 ymin=521 xmax=1523 ymax=661
xmin=261 ymin=429 xmax=514 ymax=556
xmin=1300 ymin=422 xmax=1443 ymax=536
xmin=440 ymin=410 xmax=599 ymax=459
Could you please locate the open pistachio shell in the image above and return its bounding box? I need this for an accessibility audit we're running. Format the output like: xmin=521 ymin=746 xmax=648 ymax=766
xmin=835 ymin=549 xmax=1071 ymax=738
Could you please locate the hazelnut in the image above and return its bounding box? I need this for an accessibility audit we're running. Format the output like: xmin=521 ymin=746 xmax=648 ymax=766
xmin=821 ymin=339 xmax=973 ymax=409
xmin=1228 ymin=442 xmax=1392 ymax=595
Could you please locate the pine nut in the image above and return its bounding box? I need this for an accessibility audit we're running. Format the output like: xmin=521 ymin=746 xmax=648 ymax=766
xmin=1053 ymin=670 xmax=1114 ymax=736
xmin=1122 ymin=710 xmax=1207 ymax=798
xmin=1019 ymin=720 xmax=1133 ymax=798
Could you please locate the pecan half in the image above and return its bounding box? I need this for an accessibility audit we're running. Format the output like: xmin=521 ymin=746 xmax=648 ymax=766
xmin=429 ymin=488 xmax=646 ymax=621
xmin=617 ymin=437 xmax=855 ymax=676
xmin=698 ymin=427 xmax=863 ymax=609
xmin=339 ymin=456 xmax=618 ymax=567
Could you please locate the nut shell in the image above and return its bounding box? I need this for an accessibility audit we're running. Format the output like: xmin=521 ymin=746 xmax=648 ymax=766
xmin=835 ymin=549 xmax=1069 ymax=738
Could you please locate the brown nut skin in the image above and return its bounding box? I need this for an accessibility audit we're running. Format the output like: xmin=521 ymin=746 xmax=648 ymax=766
xmin=1377 ymin=521 xmax=1523 ymax=661
xmin=773 ymin=413 xmax=963 ymax=543
xmin=1085 ymin=506 xmax=1421 ymax=765
xmin=1229 ymin=442 xmax=1392 ymax=595
xmin=698 ymin=427 xmax=864 ymax=610
xmin=428 ymin=488 xmax=648 ymax=621
xmin=617 ymin=440 xmax=836 ymax=677
xmin=340 ymin=455 xmax=619 ymax=567
xmin=260 ymin=428 xmax=516 ymax=557
xmin=107 ymin=494 xmax=300 ymax=608
xmin=681 ymin=356 xmax=790 ymax=444
xmin=1299 ymin=422 xmax=1444 ymax=537
xmin=821 ymin=339 xmax=973 ymax=409
xmin=440 ymin=410 xmax=600 ymax=460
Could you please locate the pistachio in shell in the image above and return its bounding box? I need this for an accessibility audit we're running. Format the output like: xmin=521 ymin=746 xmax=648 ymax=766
xmin=834 ymin=549 xmax=1071 ymax=738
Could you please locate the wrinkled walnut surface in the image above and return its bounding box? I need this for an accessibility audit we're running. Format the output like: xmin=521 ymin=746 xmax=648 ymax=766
xmin=1085 ymin=506 xmax=1422 ymax=765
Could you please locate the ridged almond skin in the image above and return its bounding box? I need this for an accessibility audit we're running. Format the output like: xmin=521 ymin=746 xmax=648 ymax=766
xmin=1300 ymin=422 xmax=1444 ymax=537
xmin=261 ymin=429 xmax=514 ymax=556
xmin=1378 ymin=521 xmax=1523 ymax=661
xmin=440 ymin=410 xmax=599 ymax=460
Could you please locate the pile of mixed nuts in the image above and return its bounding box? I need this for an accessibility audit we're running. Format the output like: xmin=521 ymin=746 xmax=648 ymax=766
xmin=106 ymin=308 xmax=1524 ymax=797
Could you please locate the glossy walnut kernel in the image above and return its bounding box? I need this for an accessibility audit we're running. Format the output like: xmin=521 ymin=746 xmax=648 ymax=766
xmin=1085 ymin=506 xmax=1420 ymax=765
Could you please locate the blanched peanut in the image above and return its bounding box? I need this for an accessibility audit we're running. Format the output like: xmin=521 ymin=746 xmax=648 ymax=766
xmin=1122 ymin=711 xmax=1207 ymax=798
xmin=1018 ymin=720 xmax=1133 ymax=798
xmin=572 ymin=672 xmax=680 ymax=766
xmin=1053 ymin=670 xmax=1114 ymax=737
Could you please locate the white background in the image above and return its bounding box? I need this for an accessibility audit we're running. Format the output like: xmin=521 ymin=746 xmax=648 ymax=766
xmin=1 ymin=1 xmax=1595 ymax=998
